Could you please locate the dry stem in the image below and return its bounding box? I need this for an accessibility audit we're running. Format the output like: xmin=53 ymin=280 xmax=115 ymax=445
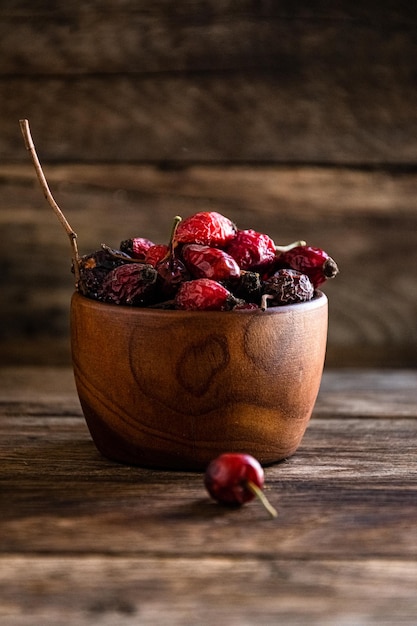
xmin=19 ymin=119 xmax=80 ymax=285
xmin=246 ymin=481 xmax=278 ymax=519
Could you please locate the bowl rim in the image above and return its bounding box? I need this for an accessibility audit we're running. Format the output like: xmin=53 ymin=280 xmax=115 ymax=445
xmin=71 ymin=290 xmax=327 ymax=317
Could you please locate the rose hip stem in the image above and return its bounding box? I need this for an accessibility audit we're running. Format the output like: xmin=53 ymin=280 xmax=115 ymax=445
xmin=275 ymin=240 xmax=306 ymax=253
xmin=261 ymin=294 xmax=274 ymax=311
xmin=19 ymin=118 xmax=81 ymax=285
xmin=246 ymin=480 xmax=278 ymax=518
xmin=167 ymin=215 xmax=182 ymax=267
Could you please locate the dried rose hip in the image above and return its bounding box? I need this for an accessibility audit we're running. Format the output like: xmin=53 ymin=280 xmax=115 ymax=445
xmin=174 ymin=211 xmax=236 ymax=247
xmin=150 ymin=216 xmax=191 ymax=300
xmin=226 ymin=270 xmax=262 ymax=304
xmin=277 ymin=245 xmax=339 ymax=288
xmin=73 ymin=210 xmax=338 ymax=310
xmin=262 ymin=268 xmax=314 ymax=309
xmin=145 ymin=244 xmax=169 ymax=267
xmin=204 ymin=453 xmax=277 ymax=517
xmin=76 ymin=248 xmax=132 ymax=301
xmin=226 ymin=229 xmax=276 ymax=271
xmin=232 ymin=302 xmax=260 ymax=310
xmin=175 ymin=278 xmax=238 ymax=311
xmin=120 ymin=237 xmax=155 ymax=261
xmin=155 ymin=257 xmax=190 ymax=300
xmin=182 ymin=244 xmax=241 ymax=281
xmin=100 ymin=263 xmax=158 ymax=306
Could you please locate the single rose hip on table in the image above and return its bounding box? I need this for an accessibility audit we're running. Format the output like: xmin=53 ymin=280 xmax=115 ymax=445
xmin=204 ymin=453 xmax=278 ymax=518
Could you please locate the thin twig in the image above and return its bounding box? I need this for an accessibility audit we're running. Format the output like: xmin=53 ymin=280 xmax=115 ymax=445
xmin=19 ymin=119 xmax=80 ymax=285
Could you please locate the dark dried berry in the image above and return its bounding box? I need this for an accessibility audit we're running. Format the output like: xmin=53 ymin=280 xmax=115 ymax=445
xmin=182 ymin=244 xmax=240 ymax=281
xmin=152 ymin=216 xmax=191 ymax=299
xmin=155 ymin=257 xmax=191 ymax=300
xmin=120 ymin=237 xmax=155 ymax=260
xmin=175 ymin=211 xmax=236 ymax=247
xmin=75 ymin=248 xmax=130 ymax=301
xmin=100 ymin=244 xmax=136 ymax=262
xmin=233 ymin=301 xmax=260 ymax=310
xmin=262 ymin=269 xmax=314 ymax=309
xmin=226 ymin=229 xmax=276 ymax=271
xmin=175 ymin=278 xmax=238 ymax=311
xmin=226 ymin=270 xmax=262 ymax=303
xmin=100 ymin=263 xmax=158 ymax=306
xmin=277 ymin=245 xmax=339 ymax=288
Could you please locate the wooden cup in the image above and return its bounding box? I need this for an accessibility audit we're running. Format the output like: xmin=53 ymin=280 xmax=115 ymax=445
xmin=70 ymin=291 xmax=328 ymax=470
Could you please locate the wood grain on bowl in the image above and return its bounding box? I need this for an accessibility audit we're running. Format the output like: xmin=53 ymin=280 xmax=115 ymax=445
xmin=70 ymin=291 xmax=328 ymax=470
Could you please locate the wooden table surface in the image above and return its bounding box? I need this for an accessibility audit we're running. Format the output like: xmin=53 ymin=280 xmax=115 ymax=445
xmin=1 ymin=367 xmax=416 ymax=626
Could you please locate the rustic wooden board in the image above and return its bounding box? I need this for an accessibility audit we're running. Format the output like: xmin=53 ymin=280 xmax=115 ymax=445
xmin=3 ymin=1 xmax=415 ymax=78
xmin=1 ymin=164 xmax=417 ymax=367
xmin=1 ymin=369 xmax=416 ymax=558
xmin=0 ymin=367 xmax=416 ymax=625
xmin=1 ymin=2 xmax=416 ymax=163
xmin=1 ymin=416 xmax=416 ymax=559
xmin=1 ymin=1 xmax=417 ymax=367
xmin=2 ymin=72 xmax=416 ymax=164
xmin=1 ymin=556 xmax=416 ymax=626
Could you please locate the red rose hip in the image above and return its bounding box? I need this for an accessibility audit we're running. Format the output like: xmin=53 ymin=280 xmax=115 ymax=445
xmin=226 ymin=229 xmax=276 ymax=271
xmin=204 ymin=453 xmax=278 ymax=517
xmin=145 ymin=244 xmax=169 ymax=267
xmin=175 ymin=278 xmax=238 ymax=311
xmin=277 ymin=245 xmax=339 ymax=288
xmin=120 ymin=237 xmax=155 ymax=260
xmin=100 ymin=263 xmax=158 ymax=306
xmin=174 ymin=211 xmax=236 ymax=247
xmin=182 ymin=244 xmax=240 ymax=281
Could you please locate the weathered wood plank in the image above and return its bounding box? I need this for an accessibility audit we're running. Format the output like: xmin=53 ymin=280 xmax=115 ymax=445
xmin=1 ymin=2 xmax=416 ymax=164
xmin=1 ymin=556 xmax=416 ymax=626
xmin=1 ymin=372 xmax=416 ymax=558
xmin=2 ymin=71 xmax=416 ymax=164
xmin=0 ymin=366 xmax=77 ymax=400
xmin=2 ymin=0 xmax=415 ymax=18
xmin=0 ymin=367 xmax=416 ymax=624
xmin=1 ymin=1 xmax=415 ymax=75
xmin=1 ymin=444 xmax=416 ymax=558
xmin=1 ymin=164 xmax=417 ymax=367
xmin=1 ymin=4 xmax=416 ymax=365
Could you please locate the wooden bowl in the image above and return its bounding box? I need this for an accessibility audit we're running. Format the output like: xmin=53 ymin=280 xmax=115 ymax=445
xmin=70 ymin=291 xmax=328 ymax=470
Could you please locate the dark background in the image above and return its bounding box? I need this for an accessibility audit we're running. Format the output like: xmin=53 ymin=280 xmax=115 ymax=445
xmin=1 ymin=1 xmax=416 ymax=367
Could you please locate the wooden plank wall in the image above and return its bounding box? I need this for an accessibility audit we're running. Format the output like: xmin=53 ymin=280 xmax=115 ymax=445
xmin=1 ymin=1 xmax=417 ymax=367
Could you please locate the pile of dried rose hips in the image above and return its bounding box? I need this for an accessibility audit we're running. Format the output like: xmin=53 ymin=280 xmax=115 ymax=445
xmin=75 ymin=211 xmax=338 ymax=311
